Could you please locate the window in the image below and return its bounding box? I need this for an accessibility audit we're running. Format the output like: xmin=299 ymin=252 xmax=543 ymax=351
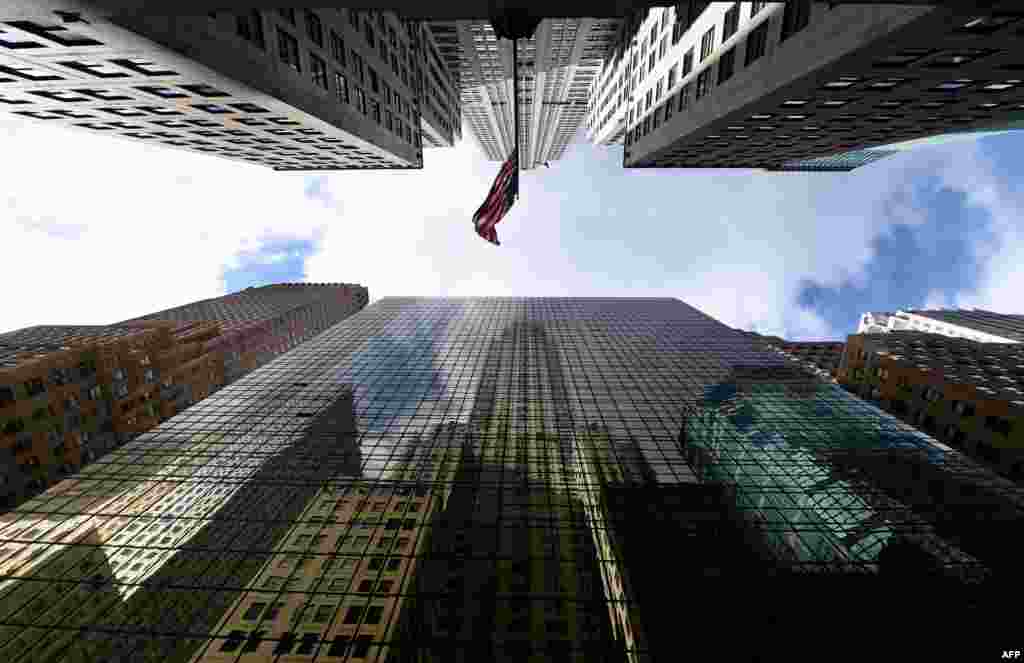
xmin=718 ymin=48 xmax=735 ymax=84
xmin=696 ymin=69 xmax=712 ymax=100
xmin=364 ymin=20 xmax=375 ymax=48
xmin=278 ymin=29 xmax=301 ymax=73
xmin=658 ymin=36 xmax=667 ymax=60
xmin=667 ymin=64 xmax=678 ymax=89
xmin=781 ymin=0 xmax=812 ymax=42
xmin=926 ymin=49 xmax=1000 ymax=69
xmin=700 ymin=27 xmax=715 ymax=62
xmin=372 ymin=100 xmax=381 ymax=123
xmin=220 ymin=631 xmax=246 ymax=653
xmin=682 ymin=48 xmax=694 ymax=77
xmin=344 ymin=606 xmax=364 ymax=624
xmin=242 ymin=631 xmax=265 ymax=653
xmin=656 ymin=80 xmax=663 ymax=101
xmin=751 ymin=1 xmax=768 ymax=16
xmin=957 ymin=14 xmax=1023 ymax=35
xmin=723 ymin=3 xmax=740 ymax=41
xmin=242 ymin=602 xmax=266 ymax=621
xmin=645 ymin=89 xmax=653 ymax=111
xmin=386 ymin=558 xmax=401 ymax=571
xmin=305 ymin=11 xmax=323 ymax=47
xmin=351 ymin=52 xmax=365 ymax=83
xmin=355 ymin=88 xmax=367 ymax=114
xmin=335 ymin=72 xmax=350 ymax=103
xmin=365 ymin=606 xmax=384 ymax=624
xmin=328 ymin=636 xmax=352 ymax=657
xmin=369 ymin=68 xmax=379 ymax=93
xmin=353 ymin=635 xmax=373 ymax=658
xmin=745 ymin=21 xmax=768 ymax=66
xmin=297 ymin=634 xmax=319 ymax=655
xmin=236 ymin=10 xmax=265 ymax=49
xmin=330 ymin=31 xmax=346 ymax=66
xmin=278 ymin=9 xmax=296 ymax=25
xmin=311 ymin=54 xmax=328 ymax=89
xmin=313 ymin=604 xmax=335 ymax=622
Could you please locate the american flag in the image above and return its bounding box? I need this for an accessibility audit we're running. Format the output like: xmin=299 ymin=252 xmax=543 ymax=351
xmin=473 ymin=148 xmax=518 ymax=246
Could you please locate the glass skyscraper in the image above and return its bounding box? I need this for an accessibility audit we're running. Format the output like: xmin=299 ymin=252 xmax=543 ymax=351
xmin=0 ymin=297 xmax=1019 ymax=662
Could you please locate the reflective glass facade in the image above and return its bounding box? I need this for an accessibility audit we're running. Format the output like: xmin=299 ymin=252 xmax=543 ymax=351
xmin=1 ymin=298 xmax=1020 ymax=662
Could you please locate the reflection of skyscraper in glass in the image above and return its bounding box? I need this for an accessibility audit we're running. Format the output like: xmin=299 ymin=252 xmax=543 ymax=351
xmin=1 ymin=298 xmax=1019 ymax=662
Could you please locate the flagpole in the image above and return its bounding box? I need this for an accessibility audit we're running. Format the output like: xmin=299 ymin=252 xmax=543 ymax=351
xmin=512 ymin=35 xmax=520 ymax=200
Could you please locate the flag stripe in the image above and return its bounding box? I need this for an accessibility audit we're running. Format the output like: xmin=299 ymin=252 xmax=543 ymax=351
xmin=472 ymin=148 xmax=518 ymax=246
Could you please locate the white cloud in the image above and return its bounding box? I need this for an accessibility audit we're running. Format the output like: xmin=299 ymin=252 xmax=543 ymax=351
xmin=0 ymin=116 xmax=333 ymax=331
xmin=3 ymin=113 xmax=1021 ymax=346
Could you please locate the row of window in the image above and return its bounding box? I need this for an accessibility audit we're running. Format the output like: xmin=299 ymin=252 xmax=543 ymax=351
xmin=220 ymin=628 xmax=374 ymax=657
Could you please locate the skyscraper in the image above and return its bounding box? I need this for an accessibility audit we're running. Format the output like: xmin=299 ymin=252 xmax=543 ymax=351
xmin=737 ymin=329 xmax=845 ymax=383
xmin=596 ymin=2 xmax=1024 ymax=171
xmin=0 ymin=298 xmax=1019 ymax=663
xmin=857 ymin=308 xmax=1024 ymax=343
xmin=427 ymin=18 xmax=621 ymax=169
xmin=0 ymin=283 xmax=366 ymax=510
xmin=0 ymin=9 xmax=457 ymax=170
xmin=839 ymin=329 xmax=1024 ymax=481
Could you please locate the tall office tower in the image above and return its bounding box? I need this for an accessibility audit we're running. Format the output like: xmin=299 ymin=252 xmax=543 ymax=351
xmin=427 ymin=18 xmax=621 ymax=169
xmin=0 ymin=298 xmax=1020 ymax=663
xmin=857 ymin=308 xmax=1024 ymax=343
xmin=737 ymin=329 xmax=845 ymax=382
xmin=0 ymin=283 xmax=366 ymax=511
xmin=120 ymin=283 xmax=370 ymax=386
xmin=0 ymin=9 xmax=460 ymax=170
xmin=839 ymin=330 xmax=1024 ymax=481
xmin=598 ymin=2 xmax=1024 ymax=171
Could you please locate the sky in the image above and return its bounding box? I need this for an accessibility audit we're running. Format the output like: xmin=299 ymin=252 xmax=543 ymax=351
xmin=2 ymin=113 xmax=1023 ymax=341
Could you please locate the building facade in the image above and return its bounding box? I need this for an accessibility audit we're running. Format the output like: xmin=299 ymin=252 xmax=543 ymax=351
xmin=602 ymin=2 xmax=1024 ymax=171
xmin=0 ymin=298 xmax=1020 ymax=663
xmin=858 ymin=308 xmax=1024 ymax=343
xmin=737 ymin=329 xmax=845 ymax=382
xmin=0 ymin=283 xmax=366 ymax=511
xmin=427 ymin=18 xmax=621 ymax=169
xmin=0 ymin=9 xmax=459 ymax=170
xmin=839 ymin=330 xmax=1024 ymax=481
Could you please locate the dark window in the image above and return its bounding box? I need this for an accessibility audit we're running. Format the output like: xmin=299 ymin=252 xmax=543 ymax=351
xmin=372 ymin=100 xmax=381 ymax=123
xmin=718 ymin=48 xmax=735 ymax=84
xmin=695 ymin=69 xmax=712 ymax=100
xmin=667 ymin=64 xmax=677 ymax=89
xmin=723 ymin=3 xmax=740 ymax=41
xmin=781 ymin=0 xmax=812 ymax=42
xmin=365 ymin=606 xmax=384 ymax=624
xmin=335 ymin=72 xmax=350 ymax=103
xmin=328 ymin=636 xmax=352 ymax=657
xmin=956 ymin=14 xmax=1023 ymax=35
xmin=231 ymin=102 xmax=268 ymax=113
xmin=273 ymin=632 xmax=296 ymax=655
xmin=3 ymin=20 xmax=103 ymax=47
xmin=681 ymin=48 xmax=694 ymax=78
xmin=369 ymin=67 xmax=379 ymax=93
xmin=241 ymin=631 xmax=265 ymax=653
xmin=386 ymin=558 xmax=401 ymax=571
xmin=700 ymin=27 xmax=715 ymax=61
xmin=58 ymin=60 xmax=129 ymax=79
xmin=25 ymin=378 xmax=45 ymax=397
xmin=330 ymin=31 xmax=346 ymax=66
xmin=745 ymin=21 xmax=768 ymax=66
xmin=220 ymin=630 xmax=246 ymax=653
xmin=385 ymin=518 xmax=401 ymax=530
xmin=750 ymin=1 xmax=768 ymax=16
xmin=364 ymin=20 xmax=375 ymax=48
xmin=109 ymin=58 xmax=177 ymax=76
xmin=353 ymin=635 xmax=373 ymax=658
xmin=136 ymin=85 xmax=188 ymax=99
xmin=663 ymin=99 xmax=673 ymax=122
xmin=344 ymin=606 xmax=365 ymax=624
xmin=236 ymin=10 xmax=265 ymax=49
xmin=278 ymin=9 xmax=296 ymax=25
xmin=0 ymin=64 xmax=63 ymax=82
xmin=278 ymin=29 xmax=301 ymax=73
xmin=305 ymin=11 xmax=323 ymax=47
xmin=0 ymin=386 xmax=15 ymax=407
xmin=678 ymin=83 xmax=690 ymax=111
xmin=179 ymin=83 xmax=229 ymax=97
xmin=297 ymin=634 xmax=319 ymax=655
xmin=311 ymin=54 xmax=328 ymax=89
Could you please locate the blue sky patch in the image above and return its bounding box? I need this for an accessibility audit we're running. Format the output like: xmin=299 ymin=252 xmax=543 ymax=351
xmin=222 ymin=236 xmax=318 ymax=293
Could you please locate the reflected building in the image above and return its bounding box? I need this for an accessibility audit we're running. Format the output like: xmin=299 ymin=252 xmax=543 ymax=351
xmin=0 ymin=283 xmax=366 ymax=511
xmin=0 ymin=297 xmax=1021 ymax=662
